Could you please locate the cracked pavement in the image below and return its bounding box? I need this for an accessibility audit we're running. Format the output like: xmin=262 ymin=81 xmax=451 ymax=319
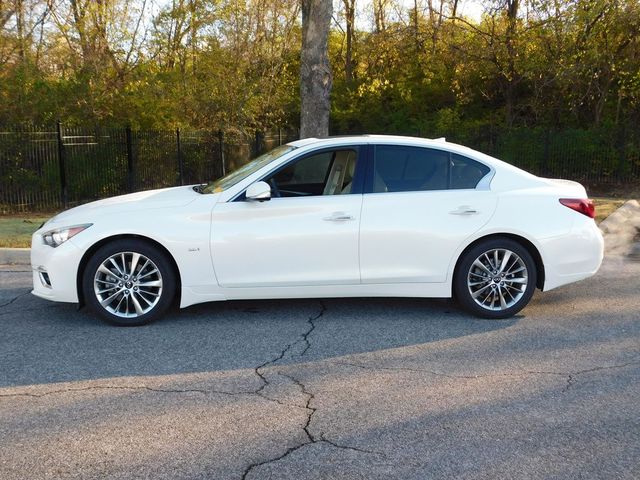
xmin=0 ymin=254 xmax=639 ymax=479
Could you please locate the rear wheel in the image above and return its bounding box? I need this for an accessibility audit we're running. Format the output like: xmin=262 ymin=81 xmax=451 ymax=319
xmin=82 ymin=239 xmax=176 ymax=326
xmin=454 ymin=238 xmax=537 ymax=319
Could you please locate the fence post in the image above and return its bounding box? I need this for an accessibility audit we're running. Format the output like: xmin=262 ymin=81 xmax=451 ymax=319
xmin=218 ymin=130 xmax=226 ymax=176
xmin=125 ymin=126 xmax=134 ymax=192
xmin=278 ymin=127 xmax=283 ymax=146
xmin=541 ymin=129 xmax=550 ymax=177
xmin=616 ymin=123 xmax=627 ymax=182
xmin=254 ymin=130 xmax=263 ymax=157
xmin=176 ymin=127 xmax=184 ymax=185
xmin=56 ymin=120 xmax=67 ymax=208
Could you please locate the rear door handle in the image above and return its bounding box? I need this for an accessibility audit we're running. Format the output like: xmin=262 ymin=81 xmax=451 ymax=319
xmin=450 ymin=206 xmax=479 ymax=216
xmin=324 ymin=212 xmax=355 ymax=221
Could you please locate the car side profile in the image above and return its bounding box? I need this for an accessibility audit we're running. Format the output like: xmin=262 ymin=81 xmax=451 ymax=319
xmin=31 ymin=135 xmax=604 ymax=326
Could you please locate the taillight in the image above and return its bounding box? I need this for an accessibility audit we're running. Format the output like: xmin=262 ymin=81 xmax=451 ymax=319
xmin=559 ymin=198 xmax=595 ymax=218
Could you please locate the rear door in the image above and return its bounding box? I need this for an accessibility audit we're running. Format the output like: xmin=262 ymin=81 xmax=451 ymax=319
xmin=359 ymin=144 xmax=498 ymax=283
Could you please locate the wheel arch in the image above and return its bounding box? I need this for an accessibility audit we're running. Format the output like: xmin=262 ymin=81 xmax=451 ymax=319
xmin=452 ymin=233 xmax=545 ymax=292
xmin=76 ymin=234 xmax=182 ymax=308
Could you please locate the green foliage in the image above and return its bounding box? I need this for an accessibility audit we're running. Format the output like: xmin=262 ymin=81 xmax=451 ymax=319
xmin=0 ymin=0 xmax=638 ymax=181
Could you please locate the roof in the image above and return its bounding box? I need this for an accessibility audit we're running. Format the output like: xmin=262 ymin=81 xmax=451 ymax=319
xmin=285 ymin=134 xmax=543 ymax=188
xmin=287 ymin=134 xmax=448 ymax=148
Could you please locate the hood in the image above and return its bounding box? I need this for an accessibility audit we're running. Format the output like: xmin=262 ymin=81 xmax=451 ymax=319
xmin=47 ymin=186 xmax=201 ymax=225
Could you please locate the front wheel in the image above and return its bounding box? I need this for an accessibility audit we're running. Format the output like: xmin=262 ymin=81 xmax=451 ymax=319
xmin=454 ymin=238 xmax=537 ymax=319
xmin=82 ymin=239 xmax=177 ymax=326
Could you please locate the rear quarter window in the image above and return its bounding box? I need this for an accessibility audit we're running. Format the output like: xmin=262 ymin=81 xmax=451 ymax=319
xmin=450 ymin=153 xmax=491 ymax=189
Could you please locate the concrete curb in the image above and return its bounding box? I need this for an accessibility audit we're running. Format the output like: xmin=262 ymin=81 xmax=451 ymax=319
xmin=0 ymin=248 xmax=30 ymax=265
xmin=599 ymin=199 xmax=640 ymax=233
xmin=599 ymin=199 xmax=640 ymax=257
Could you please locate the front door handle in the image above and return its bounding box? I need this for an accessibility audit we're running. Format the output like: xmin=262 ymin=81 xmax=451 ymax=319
xmin=324 ymin=212 xmax=355 ymax=221
xmin=450 ymin=206 xmax=479 ymax=215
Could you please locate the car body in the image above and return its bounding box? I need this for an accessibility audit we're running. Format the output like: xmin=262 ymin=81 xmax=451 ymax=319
xmin=31 ymin=135 xmax=604 ymax=325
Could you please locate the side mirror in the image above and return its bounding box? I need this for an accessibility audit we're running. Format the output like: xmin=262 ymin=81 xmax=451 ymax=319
xmin=246 ymin=181 xmax=271 ymax=202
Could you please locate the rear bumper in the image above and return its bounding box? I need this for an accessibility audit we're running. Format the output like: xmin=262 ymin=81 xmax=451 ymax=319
xmin=30 ymin=231 xmax=83 ymax=303
xmin=542 ymin=219 xmax=604 ymax=291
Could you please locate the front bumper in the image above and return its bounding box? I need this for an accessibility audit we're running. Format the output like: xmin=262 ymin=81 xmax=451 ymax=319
xmin=31 ymin=231 xmax=83 ymax=303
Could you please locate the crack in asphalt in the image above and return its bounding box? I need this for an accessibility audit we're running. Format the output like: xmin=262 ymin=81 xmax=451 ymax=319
xmin=241 ymin=302 xmax=379 ymax=480
xmin=333 ymin=358 xmax=640 ymax=392
xmin=240 ymin=442 xmax=309 ymax=480
xmin=319 ymin=433 xmax=380 ymax=455
xmin=0 ymin=384 xmax=209 ymax=398
xmin=0 ymin=290 xmax=30 ymax=308
xmin=253 ymin=301 xmax=325 ymax=397
xmin=278 ymin=372 xmax=317 ymax=443
xmin=299 ymin=302 xmax=324 ymax=356
xmin=0 ymin=382 xmax=313 ymax=409
xmin=241 ymin=370 xmax=380 ymax=480
xmin=563 ymin=375 xmax=574 ymax=393
xmin=0 ymin=303 xmax=68 ymax=317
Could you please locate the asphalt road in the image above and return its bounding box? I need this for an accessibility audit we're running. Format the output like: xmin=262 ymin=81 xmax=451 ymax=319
xmin=0 ymin=255 xmax=638 ymax=480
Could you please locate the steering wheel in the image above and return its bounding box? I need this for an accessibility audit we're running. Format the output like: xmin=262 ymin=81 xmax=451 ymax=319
xmin=268 ymin=178 xmax=281 ymax=198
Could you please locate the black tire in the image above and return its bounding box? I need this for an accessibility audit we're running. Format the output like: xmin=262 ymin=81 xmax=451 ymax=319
xmin=82 ymin=239 xmax=177 ymax=326
xmin=454 ymin=237 xmax=537 ymax=319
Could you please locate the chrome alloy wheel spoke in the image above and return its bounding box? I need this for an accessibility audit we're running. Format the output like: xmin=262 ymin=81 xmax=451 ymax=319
xmin=467 ymin=248 xmax=528 ymax=311
xmin=94 ymin=252 xmax=163 ymax=318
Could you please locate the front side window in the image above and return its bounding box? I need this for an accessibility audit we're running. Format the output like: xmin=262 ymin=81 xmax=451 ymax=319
xmin=263 ymin=148 xmax=359 ymax=197
xmin=372 ymin=145 xmax=489 ymax=193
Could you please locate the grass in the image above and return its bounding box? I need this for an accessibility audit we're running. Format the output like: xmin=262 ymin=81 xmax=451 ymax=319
xmin=0 ymin=215 xmax=51 ymax=248
xmin=592 ymin=198 xmax=626 ymax=224
xmin=0 ymin=194 xmax=634 ymax=248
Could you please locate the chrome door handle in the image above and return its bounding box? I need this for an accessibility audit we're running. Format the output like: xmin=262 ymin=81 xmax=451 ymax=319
xmin=450 ymin=206 xmax=479 ymax=215
xmin=324 ymin=212 xmax=355 ymax=221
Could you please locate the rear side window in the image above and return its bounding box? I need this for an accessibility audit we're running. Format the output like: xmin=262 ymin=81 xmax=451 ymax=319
xmin=450 ymin=153 xmax=491 ymax=189
xmin=372 ymin=145 xmax=490 ymax=193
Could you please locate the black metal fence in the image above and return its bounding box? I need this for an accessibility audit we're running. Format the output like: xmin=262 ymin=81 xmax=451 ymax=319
xmin=2 ymin=123 xmax=639 ymax=212
xmin=0 ymin=123 xmax=297 ymax=212
xmin=445 ymin=126 xmax=640 ymax=189
xmin=330 ymin=124 xmax=640 ymax=190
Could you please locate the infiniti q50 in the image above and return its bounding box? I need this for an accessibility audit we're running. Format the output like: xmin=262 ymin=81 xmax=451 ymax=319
xmin=31 ymin=136 xmax=604 ymax=326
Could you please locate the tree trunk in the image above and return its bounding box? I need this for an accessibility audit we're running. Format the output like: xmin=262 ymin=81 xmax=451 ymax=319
xmin=300 ymin=0 xmax=332 ymax=138
xmin=374 ymin=0 xmax=386 ymax=33
xmin=505 ymin=0 xmax=519 ymax=127
xmin=342 ymin=0 xmax=355 ymax=84
xmin=451 ymin=0 xmax=458 ymax=19
xmin=15 ymin=0 xmax=25 ymax=63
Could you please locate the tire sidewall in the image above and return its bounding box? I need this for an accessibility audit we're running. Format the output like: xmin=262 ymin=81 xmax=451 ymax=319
xmin=454 ymin=238 xmax=537 ymax=319
xmin=82 ymin=239 xmax=176 ymax=326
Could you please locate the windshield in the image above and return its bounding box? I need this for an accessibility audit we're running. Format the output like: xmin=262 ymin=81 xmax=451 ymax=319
xmin=202 ymin=144 xmax=297 ymax=193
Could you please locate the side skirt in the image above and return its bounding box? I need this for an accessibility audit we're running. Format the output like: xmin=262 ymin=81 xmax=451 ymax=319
xmin=180 ymin=282 xmax=451 ymax=308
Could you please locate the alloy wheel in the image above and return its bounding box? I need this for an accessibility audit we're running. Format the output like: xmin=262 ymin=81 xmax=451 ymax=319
xmin=467 ymin=248 xmax=528 ymax=311
xmin=93 ymin=251 xmax=163 ymax=318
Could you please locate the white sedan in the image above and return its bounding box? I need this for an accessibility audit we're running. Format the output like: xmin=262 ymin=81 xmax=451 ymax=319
xmin=31 ymin=135 xmax=604 ymax=326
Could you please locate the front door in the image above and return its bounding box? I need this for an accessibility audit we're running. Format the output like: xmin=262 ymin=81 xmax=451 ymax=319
xmin=211 ymin=146 xmax=365 ymax=287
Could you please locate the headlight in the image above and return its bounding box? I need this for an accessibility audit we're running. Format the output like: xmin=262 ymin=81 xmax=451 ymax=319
xmin=42 ymin=224 xmax=92 ymax=248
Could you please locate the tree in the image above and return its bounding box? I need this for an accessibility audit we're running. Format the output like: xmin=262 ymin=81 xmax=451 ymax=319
xmin=299 ymin=0 xmax=332 ymax=138
xmin=341 ymin=0 xmax=356 ymax=84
